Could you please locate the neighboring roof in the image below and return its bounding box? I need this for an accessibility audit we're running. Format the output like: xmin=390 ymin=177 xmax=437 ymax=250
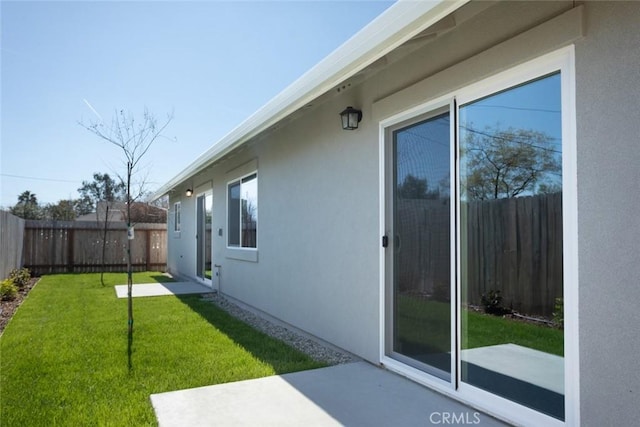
xmin=76 ymin=201 xmax=167 ymax=223
xmin=152 ymin=0 xmax=468 ymax=200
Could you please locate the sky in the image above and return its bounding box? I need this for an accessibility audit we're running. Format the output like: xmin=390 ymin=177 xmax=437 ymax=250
xmin=0 ymin=0 xmax=394 ymax=209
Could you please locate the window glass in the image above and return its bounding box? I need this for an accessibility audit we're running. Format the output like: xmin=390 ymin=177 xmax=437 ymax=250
xmin=228 ymin=181 xmax=240 ymax=246
xmin=241 ymin=173 xmax=258 ymax=248
xmin=459 ymin=73 xmax=564 ymax=420
xmin=174 ymin=202 xmax=181 ymax=232
xmin=391 ymin=111 xmax=452 ymax=379
xmin=228 ymin=172 xmax=257 ymax=248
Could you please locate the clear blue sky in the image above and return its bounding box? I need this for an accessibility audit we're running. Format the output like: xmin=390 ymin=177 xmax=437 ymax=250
xmin=0 ymin=0 xmax=394 ymax=208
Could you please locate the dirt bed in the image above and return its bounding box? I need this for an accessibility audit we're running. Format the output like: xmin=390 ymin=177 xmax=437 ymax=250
xmin=0 ymin=277 xmax=39 ymax=334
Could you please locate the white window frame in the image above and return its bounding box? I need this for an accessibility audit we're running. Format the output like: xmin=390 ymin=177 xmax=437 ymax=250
xmin=225 ymin=159 xmax=259 ymax=262
xmin=378 ymin=46 xmax=578 ymax=427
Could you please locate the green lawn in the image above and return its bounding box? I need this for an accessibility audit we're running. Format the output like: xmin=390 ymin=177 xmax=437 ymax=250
xmin=0 ymin=273 xmax=324 ymax=426
xmin=462 ymin=307 xmax=563 ymax=356
xmin=397 ymin=295 xmax=563 ymax=357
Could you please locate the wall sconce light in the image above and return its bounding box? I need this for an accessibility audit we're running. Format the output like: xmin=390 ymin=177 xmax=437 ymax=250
xmin=185 ymin=188 xmax=193 ymax=197
xmin=340 ymin=106 xmax=362 ymax=130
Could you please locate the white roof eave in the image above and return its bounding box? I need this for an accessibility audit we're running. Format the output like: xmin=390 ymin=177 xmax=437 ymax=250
xmin=153 ymin=0 xmax=468 ymax=200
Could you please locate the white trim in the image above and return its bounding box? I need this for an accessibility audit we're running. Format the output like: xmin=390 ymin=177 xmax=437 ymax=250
xmin=560 ymin=45 xmax=579 ymax=427
xmin=450 ymin=96 xmax=458 ymax=389
xmin=378 ymin=117 xmax=386 ymax=366
xmin=225 ymin=167 xmax=259 ymax=262
xmin=152 ymin=0 xmax=469 ymax=200
xmin=378 ymin=46 xmax=578 ymax=427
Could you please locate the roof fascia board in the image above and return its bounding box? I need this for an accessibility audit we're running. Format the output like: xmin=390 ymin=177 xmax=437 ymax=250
xmin=153 ymin=0 xmax=468 ymax=200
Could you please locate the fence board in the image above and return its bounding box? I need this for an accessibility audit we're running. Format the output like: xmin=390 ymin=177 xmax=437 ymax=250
xmin=0 ymin=211 xmax=25 ymax=279
xmin=22 ymin=221 xmax=166 ymax=275
xmin=399 ymin=193 xmax=563 ymax=317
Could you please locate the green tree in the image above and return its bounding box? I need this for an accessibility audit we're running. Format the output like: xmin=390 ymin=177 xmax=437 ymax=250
xmin=397 ymin=174 xmax=439 ymax=199
xmin=74 ymin=195 xmax=94 ymax=216
xmin=78 ymin=172 xmax=125 ymax=213
xmin=44 ymin=200 xmax=77 ymax=220
xmin=10 ymin=191 xmax=43 ymax=219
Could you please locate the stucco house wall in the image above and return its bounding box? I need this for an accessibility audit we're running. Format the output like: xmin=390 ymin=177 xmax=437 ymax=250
xmin=162 ymin=1 xmax=640 ymax=425
xmin=574 ymin=2 xmax=640 ymax=425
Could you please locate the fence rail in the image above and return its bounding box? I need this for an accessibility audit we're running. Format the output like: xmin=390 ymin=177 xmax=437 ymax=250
xmin=0 ymin=211 xmax=25 ymax=279
xmin=22 ymin=220 xmax=167 ymax=276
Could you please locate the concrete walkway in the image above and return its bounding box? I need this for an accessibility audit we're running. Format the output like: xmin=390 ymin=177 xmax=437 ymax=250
xmin=151 ymin=361 xmax=508 ymax=427
xmin=114 ymin=282 xmax=212 ymax=298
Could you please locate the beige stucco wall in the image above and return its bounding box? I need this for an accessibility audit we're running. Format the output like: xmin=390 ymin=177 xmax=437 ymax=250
xmin=169 ymin=0 xmax=577 ymax=361
xmin=575 ymin=2 xmax=640 ymax=425
xmin=167 ymin=1 xmax=640 ymax=424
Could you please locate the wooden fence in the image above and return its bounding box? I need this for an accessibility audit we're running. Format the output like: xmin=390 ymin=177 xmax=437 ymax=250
xmin=397 ymin=192 xmax=563 ymax=317
xmin=22 ymin=220 xmax=167 ymax=275
xmin=0 ymin=210 xmax=25 ymax=279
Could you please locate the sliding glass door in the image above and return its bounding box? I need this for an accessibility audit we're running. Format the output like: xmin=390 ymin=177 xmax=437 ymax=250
xmin=384 ymin=53 xmax=572 ymax=424
xmin=196 ymin=192 xmax=212 ymax=283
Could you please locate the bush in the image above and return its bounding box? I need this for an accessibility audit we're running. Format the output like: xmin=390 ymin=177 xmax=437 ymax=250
xmin=9 ymin=268 xmax=31 ymax=288
xmin=553 ymin=297 xmax=564 ymax=328
xmin=481 ymin=289 xmax=512 ymax=316
xmin=1 ymin=279 xmax=18 ymax=301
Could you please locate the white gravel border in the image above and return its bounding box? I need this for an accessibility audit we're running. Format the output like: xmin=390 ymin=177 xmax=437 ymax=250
xmin=199 ymin=292 xmax=357 ymax=366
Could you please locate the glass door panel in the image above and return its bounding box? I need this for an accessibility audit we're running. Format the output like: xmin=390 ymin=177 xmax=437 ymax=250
xmin=390 ymin=110 xmax=452 ymax=380
xmin=459 ymin=73 xmax=564 ymax=420
xmin=196 ymin=193 xmax=213 ymax=282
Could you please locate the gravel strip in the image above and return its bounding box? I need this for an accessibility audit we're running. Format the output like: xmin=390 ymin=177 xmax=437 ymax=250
xmin=200 ymin=292 xmax=357 ymax=366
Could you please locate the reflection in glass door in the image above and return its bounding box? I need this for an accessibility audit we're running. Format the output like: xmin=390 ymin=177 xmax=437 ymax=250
xmin=196 ymin=192 xmax=212 ymax=283
xmin=388 ymin=109 xmax=452 ymax=380
xmin=459 ymin=73 xmax=564 ymax=420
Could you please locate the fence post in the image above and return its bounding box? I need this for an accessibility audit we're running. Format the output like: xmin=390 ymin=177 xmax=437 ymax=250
xmin=0 ymin=211 xmax=25 ymax=279
xmin=68 ymin=227 xmax=75 ymax=273
xmin=145 ymin=229 xmax=151 ymax=272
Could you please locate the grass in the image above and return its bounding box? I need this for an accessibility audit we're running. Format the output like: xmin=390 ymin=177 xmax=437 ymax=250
xmin=397 ymin=295 xmax=563 ymax=357
xmin=0 ymin=272 xmax=325 ymax=426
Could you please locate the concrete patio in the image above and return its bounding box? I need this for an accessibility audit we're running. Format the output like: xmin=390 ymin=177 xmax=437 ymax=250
xmin=150 ymin=361 xmax=508 ymax=427
xmin=114 ymin=282 xmax=212 ymax=298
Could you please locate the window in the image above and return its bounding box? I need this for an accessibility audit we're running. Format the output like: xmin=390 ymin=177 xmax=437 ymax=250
xmin=227 ymin=172 xmax=257 ymax=248
xmin=173 ymin=202 xmax=181 ymax=232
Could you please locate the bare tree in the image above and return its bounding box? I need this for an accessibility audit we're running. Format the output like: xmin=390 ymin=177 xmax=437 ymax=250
xmin=80 ymin=108 xmax=173 ymax=369
xmin=461 ymin=126 xmax=561 ymax=200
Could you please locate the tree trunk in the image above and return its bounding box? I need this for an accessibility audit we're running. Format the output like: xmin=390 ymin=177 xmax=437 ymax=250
xmin=100 ymin=204 xmax=109 ymax=287
xmin=126 ymin=162 xmax=133 ymax=370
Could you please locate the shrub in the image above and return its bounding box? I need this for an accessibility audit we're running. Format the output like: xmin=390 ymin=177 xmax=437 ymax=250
xmin=553 ymin=297 xmax=564 ymax=328
xmin=481 ymin=289 xmax=512 ymax=316
xmin=9 ymin=268 xmax=31 ymax=288
xmin=1 ymin=279 xmax=18 ymax=301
